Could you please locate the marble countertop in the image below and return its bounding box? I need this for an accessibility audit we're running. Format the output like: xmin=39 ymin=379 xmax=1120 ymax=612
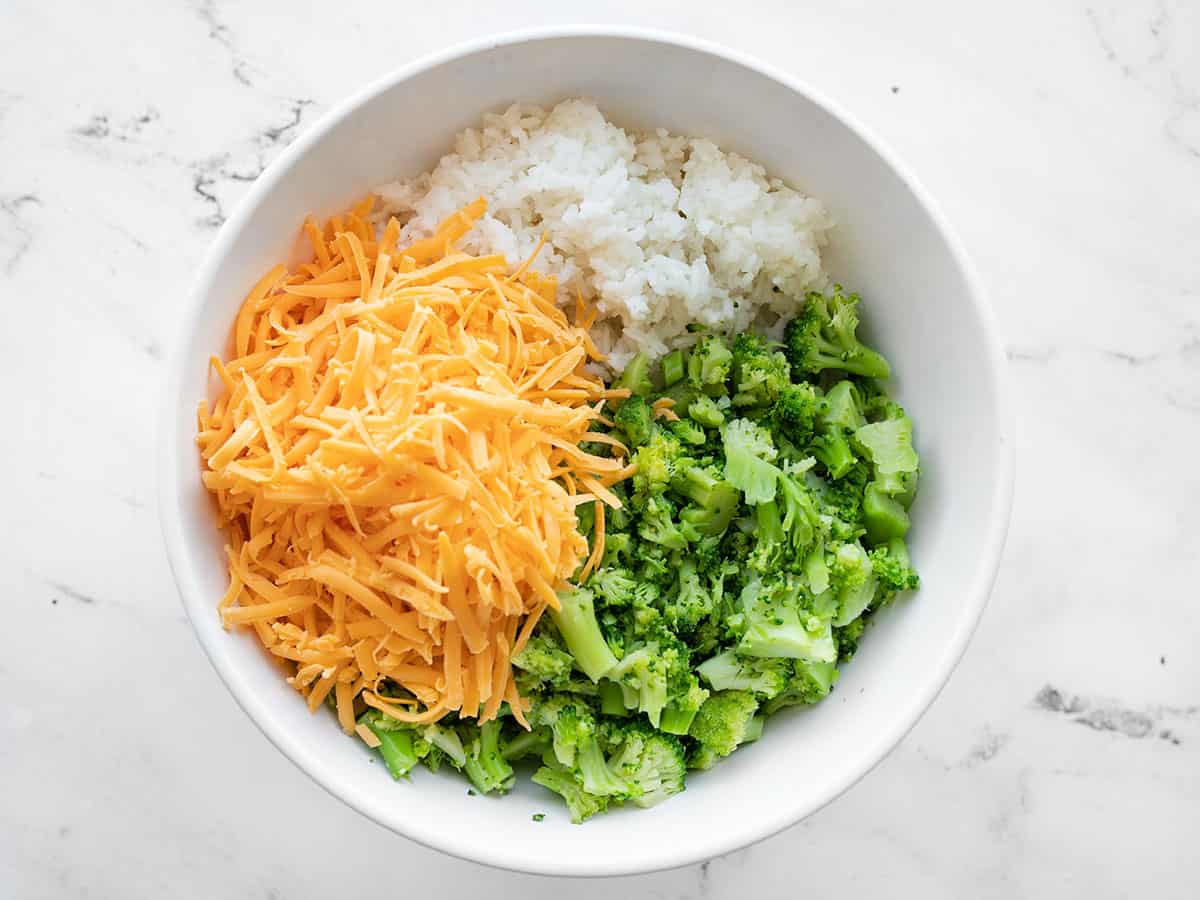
xmin=3 ymin=0 xmax=1197 ymax=896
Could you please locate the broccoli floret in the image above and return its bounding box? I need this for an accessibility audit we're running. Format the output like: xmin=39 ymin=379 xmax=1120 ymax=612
xmin=607 ymin=643 xmax=674 ymax=728
xmin=532 ymin=764 xmax=610 ymax=823
xmin=604 ymin=720 xmax=688 ymax=808
xmin=819 ymin=381 xmax=866 ymax=432
xmin=696 ymin=650 xmax=792 ymax=699
xmin=613 ymin=394 xmax=655 ymax=448
xmin=730 ymin=333 xmax=791 ymax=407
xmin=777 ymin=465 xmax=823 ymax=554
xmin=632 ymin=431 xmax=685 ymax=501
xmin=722 ymin=418 xmax=781 ymax=504
xmin=527 ymin=695 xmax=596 ymax=768
xmin=783 ymin=287 xmax=891 ymax=378
xmin=748 ymin=499 xmax=787 ymax=574
xmin=550 ymin=587 xmax=619 ymax=682
xmin=511 ymin=632 xmax=574 ymax=689
xmin=614 ymin=351 xmax=653 ymax=399
xmin=637 ymin=494 xmax=688 ymax=551
xmin=737 ymin=577 xmax=838 ymax=663
xmin=855 ymin=416 xmax=918 ymax=476
xmin=673 ymin=462 xmax=740 ymax=539
xmin=659 ymin=679 xmax=710 ymax=736
xmin=461 ymin=719 xmax=516 ymax=795
xmin=687 ymin=334 xmax=734 ymax=392
xmin=588 ymin=566 xmax=639 ymax=608
xmin=830 ymin=540 xmax=877 ymax=626
xmin=835 ymin=617 xmax=866 ymax=661
xmin=627 ymin=581 xmax=664 ymax=636
xmin=669 ymin=417 xmax=706 ymax=446
xmin=687 ymin=394 xmax=726 ymax=428
xmin=762 ymin=660 xmax=840 ymax=714
xmin=688 ymin=690 xmax=760 ymax=759
xmin=771 ymin=382 xmax=825 ymax=445
xmin=664 ymin=559 xmax=714 ymax=633
xmin=869 ymin=537 xmax=920 ymax=600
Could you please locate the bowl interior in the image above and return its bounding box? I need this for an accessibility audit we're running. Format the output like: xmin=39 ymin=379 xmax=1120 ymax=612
xmin=163 ymin=31 xmax=1011 ymax=876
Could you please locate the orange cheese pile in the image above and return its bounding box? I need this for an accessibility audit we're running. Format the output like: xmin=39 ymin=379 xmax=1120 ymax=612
xmin=197 ymin=197 xmax=631 ymax=731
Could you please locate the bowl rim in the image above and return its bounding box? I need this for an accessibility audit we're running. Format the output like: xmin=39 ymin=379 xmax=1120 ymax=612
xmin=158 ymin=24 xmax=1015 ymax=877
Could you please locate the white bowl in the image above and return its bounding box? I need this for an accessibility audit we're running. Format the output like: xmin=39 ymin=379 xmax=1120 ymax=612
xmin=160 ymin=26 xmax=1014 ymax=877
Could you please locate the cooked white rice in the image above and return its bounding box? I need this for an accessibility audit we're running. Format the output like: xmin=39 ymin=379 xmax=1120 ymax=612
xmin=376 ymin=100 xmax=832 ymax=371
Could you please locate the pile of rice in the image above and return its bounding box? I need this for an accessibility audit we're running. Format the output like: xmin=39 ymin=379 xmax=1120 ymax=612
xmin=377 ymin=100 xmax=832 ymax=370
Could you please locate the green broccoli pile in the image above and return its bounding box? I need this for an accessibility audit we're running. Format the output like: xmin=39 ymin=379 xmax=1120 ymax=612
xmin=358 ymin=286 xmax=920 ymax=822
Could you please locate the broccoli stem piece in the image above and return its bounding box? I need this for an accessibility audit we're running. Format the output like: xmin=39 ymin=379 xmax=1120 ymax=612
xmin=367 ymin=722 xmax=420 ymax=779
xmin=550 ymin=587 xmax=619 ymax=681
xmin=599 ymin=680 xmax=627 ymax=716
xmin=863 ymin=483 xmax=911 ymax=544
xmin=661 ymin=349 xmax=686 ymax=387
xmin=532 ymin=765 xmax=609 ymax=823
xmin=501 ymin=728 xmax=551 ymax=761
xmin=613 ymin=352 xmax=653 ymax=400
xmin=462 ymin=720 xmax=516 ymax=795
xmin=811 ymin=431 xmax=855 ymax=479
xmin=659 ymin=702 xmax=700 ymax=736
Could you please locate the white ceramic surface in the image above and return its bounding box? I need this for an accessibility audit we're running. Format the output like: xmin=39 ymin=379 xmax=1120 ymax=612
xmin=159 ymin=28 xmax=1012 ymax=876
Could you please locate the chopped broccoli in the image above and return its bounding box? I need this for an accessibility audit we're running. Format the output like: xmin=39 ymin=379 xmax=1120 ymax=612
xmin=661 ymin=349 xmax=686 ymax=387
xmin=461 ymin=719 xmax=516 ymax=795
xmin=869 ymin=538 xmax=920 ymax=599
xmin=638 ymin=495 xmax=688 ymax=551
xmin=512 ymin=632 xmax=574 ymax=688
xmin=669 ymin=417 xmax=707 ymax=446
xmin=614 ymin=351 xmax=653 ymax=399
xmin=614 ymin=394 xmax=655 ymax=448
xmin=687 ymin=394 xmax=726 ymax=427
xmin=532 ymin=764 xmax=610 ymax=823
xmin=783 ymin=287 xmax=891 ymax=378
xmin=830 ymin=540 xmax=877 ymax=626
xmin=722 ymin=418 xmax=781 ymax=504
xmin=588 ymin=566 xmax=639 ymax=608
xmin=696 ymin=650 xmax=792 ymax=699
xmin=551 ymin=587 xmax=619 ymax=682
xmin=762 ymin=660 xmax=840 ymax=714
xmin=687 ymin=334 xmax=734 ymax=392
xmin=664 ymin=559 xmax=715 ymax=633
xmin=855 ymin=416 xmax=918 ymax=476
xmin=688 ymin=690 xmax=760 ymax=759
xmin=730 ymin=333 xmax=791 ymax=407
xmin=632 ymin=431 xmax=685 ymax=501
xmin=605 ymin=720 xmax=688 ymax=807
xmin=863 ymin=482 xmax=911 ymax=544
xmin=673 ymin=462 xmax=740 ymax=539
xmin=771 ymin=382 xmax=825 ymax=445
xmin=737 ymin=577 xmax=838 ymax=663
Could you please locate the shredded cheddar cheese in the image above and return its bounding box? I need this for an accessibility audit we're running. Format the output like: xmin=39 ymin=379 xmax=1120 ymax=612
xmin=197 ymin=197 xmax=631 ymax=733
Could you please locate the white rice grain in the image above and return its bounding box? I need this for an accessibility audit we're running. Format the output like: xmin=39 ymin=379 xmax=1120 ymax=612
xmin=376 ymin=100 xmax=831 ymax=370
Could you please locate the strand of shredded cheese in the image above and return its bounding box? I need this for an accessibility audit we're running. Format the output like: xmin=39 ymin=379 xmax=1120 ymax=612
xmin=197 ymin=197 xmax=631 ymax=733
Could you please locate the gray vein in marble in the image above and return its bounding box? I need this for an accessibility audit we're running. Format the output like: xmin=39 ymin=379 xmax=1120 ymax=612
xmin=964 ymin=729 xmax=1010 ymax=767
xmin=1034 ymin=684 xmax=1196 ymax=744
xmin=193 ymin=0 xmax=258 ymax=86
xmin=1007 ymin=345 xmax=1059 ymax=364
xmin=0 ymin=193 xmax=40 ymax=275
xmin=72 ymin=108 xmax=160 ymax=144
xmin=187 ymin=98 xmax=317 ymax=228
xmin=1086 ymin=1 xmax=1200 ymax=160
xmin=45 ymin=580 xmax=98 ymax=606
